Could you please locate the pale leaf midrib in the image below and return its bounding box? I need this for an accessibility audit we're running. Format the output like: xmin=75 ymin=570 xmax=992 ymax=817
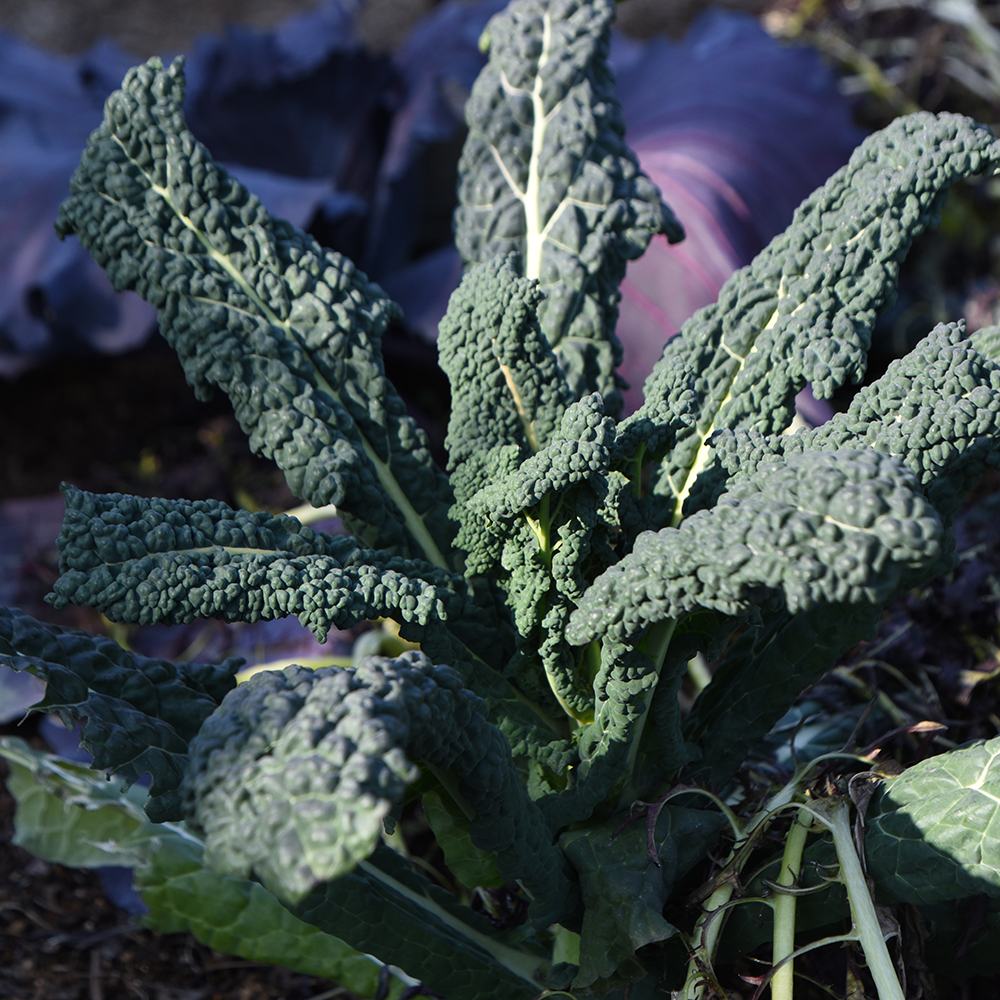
xmin=669 ymin=218 xmax=879 ymax=524
xmin=524 ymin=12 xmax=552 ymax=280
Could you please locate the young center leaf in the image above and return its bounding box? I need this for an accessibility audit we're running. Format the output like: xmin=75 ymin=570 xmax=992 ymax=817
xmin=455 ymin=0 xmax=681 ymax=415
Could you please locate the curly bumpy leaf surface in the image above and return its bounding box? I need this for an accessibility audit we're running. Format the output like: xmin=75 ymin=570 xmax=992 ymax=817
xmin=866 ymin=736 xmax=1000 ymax=904
xmin=0 ymin=605 xmax=239 ymax=822
xmin=455 ymin=0 xmax=680 ymax=414
xmin=183 ymin=652 xmax=578 ymax=925
xmin=50 ymin=487 xmax=463 ymax=641
xmin=533 ymin=638 xmax=664 ymax=831
xmin=463 ymin=395 xmax=616 ymax=720
xmin=439 ymin=253 xmax=572 ymax=481
xmin=647 ymin=113 xmax=1000 ymax=521
xmin=438 ymin=253 xmax=573 ymax=579
xmin=470 ymin=393 xmax=614 ymax=522
xmin=700 ymin=323 xmax=1000 ymax=520
xmin=55 ymin=57 xmax=454 ymax=565
xmin=405 ymin=619 xmax=579 ymax=815
xmin=569 ymin=449 xmax=942 ymax=646
xmin=612 ymin=348 xmax=699 ymax=467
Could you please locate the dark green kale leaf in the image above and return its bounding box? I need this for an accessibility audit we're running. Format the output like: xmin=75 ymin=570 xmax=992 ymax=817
xmin=55 ymin=57 xmax=454 ymax=565
xmin=49 ymin=487 xmax=464 ymax=640
xmin=0 ymin=604 xmax=239 ymax=822
xmin=183 ymin=652 xmax=580 ymax=927
xmin=568 ymin=449 xmax=942 ymax=646
xmin=407 ymin=618 xmax=579 ymax=822
xmin=700 ymin=322 xmax=1000 ymax=521
xmin=293 ymin=844 xmax=547 ymax=1000
xmin=536 ymin=637 xmax=665 ymax=830
xmin=647 ymin=323 xmax=1000 ymax=787
xmin=455 ymin=0 xmax=681 ymax=415
xmin=561 ymin=805 xmax=725 ymax=991
xmin=640 ymin=113 xmax=1000 ymax=523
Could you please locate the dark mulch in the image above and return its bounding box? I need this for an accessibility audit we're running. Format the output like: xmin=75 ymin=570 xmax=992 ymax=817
xmin=0 ymin=337 xmax=295 ymax=507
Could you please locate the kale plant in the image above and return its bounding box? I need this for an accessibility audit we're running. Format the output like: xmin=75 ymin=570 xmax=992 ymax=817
xmin=4 ymin=0 xmax=1000 ymax=996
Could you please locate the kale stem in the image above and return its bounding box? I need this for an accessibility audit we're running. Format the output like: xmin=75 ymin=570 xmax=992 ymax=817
xmin=679 ymin=786 xmax=809 ymax=998
xmin=770 ymin=807 xmax=813 ymax=1000
xmin=686 ymin=652 xmax=712 ymax=695
xmin=538 ymin=494 xmax=552 ymax=564
xmin=820 ymin=800 xmax=905 ymax=1000
xmin=679 ymin=881 xmax=734 ymax=1000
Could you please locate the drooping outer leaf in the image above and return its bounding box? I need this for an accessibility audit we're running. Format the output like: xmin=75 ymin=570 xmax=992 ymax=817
xmin=0 ymin=737 xmax=410 ymax=999
xmin=0 ymin=604 xmax=239 ymax=823
xmin=560 ymin=804 xmax=724 ymax=991
xmin=700 ymin=322 xmax=1000 ymax=521
xmin=1 ymin=735 xmax=149 ymax=869
xmin=563 ymin=818 xmax=676 ymax=990
xmin=2 ymin=738 xmax=539 ymax=1000
xmin=182 ymin=652 xmax=580 ymax=926
xmin=642 ymin=112 xmax=1000 ymax=522
xmin=293 ymin=843 xmax=548 ymax=1000
xmin=55 ymin=56 xmax=454 ymax=565
xmin=141 ymin=837 xmax=409 ymax=998
xmin=455 ymin=0 xmax=680 ymax=415
xmin=865 ymin=736 xmax=1000 ymax=905
xmin=568 ymin=449 xmax=943 ymax=647
xmin=49 ymin=486 xmax=464 ymax=641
